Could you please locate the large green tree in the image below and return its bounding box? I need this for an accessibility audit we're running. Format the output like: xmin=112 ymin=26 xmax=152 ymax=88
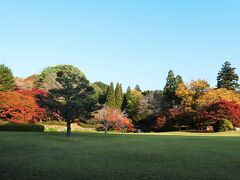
xmin=0 ymin=64 xmax=15 ymax=91
xmin=123 ymin=87 xmax=142 ymax=126
xmin=163 ymin=70 xmax=183 ymax=108
xmin=105 ymin=82 xmax=116 ymax=108
xmin=37 ymin=65 xmax=86 ymax=91
xmin=41 ymin=66 xmax=96 ymax=136
xmin=115 ymin=83 xmax=124 ymax=109
xmin=217 ymin=61 xmax=239 ymax=91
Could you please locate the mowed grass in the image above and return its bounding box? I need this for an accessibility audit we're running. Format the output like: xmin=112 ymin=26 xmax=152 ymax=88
xmin=0 ymin=132 xmax=240 ymax=180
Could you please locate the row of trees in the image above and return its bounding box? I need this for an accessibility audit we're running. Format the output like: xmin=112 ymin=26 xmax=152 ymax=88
xmin=153 ymin=61 xmax=240 ymax=131
xmin=0 ymin=61 xmax=239 ymax=135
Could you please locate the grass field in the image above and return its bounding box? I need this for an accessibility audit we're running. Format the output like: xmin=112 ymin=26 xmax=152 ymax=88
xmin=0 ymin=132 xmax=240 ymax=180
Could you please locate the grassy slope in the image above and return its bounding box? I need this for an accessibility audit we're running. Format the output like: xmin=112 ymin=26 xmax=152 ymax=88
xmin=0 ymin=132 xmax=240 ymax=180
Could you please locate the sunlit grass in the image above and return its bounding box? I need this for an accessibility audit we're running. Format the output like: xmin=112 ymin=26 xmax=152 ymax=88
xmin=0 ymin=131 xmax=240 ymax=180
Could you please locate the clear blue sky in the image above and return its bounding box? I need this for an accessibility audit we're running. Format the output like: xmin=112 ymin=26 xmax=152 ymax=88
xmin=0 ymin=0 xmax=239 ymax=90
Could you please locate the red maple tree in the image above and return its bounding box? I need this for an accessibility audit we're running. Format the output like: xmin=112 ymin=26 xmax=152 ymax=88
xmin=197 ymin=100 xmax=240 ymax=128
xmin=16 ymin=89 xmax=48 ymax=121
xmin=0 ymin=91 xmax=38 ymax=123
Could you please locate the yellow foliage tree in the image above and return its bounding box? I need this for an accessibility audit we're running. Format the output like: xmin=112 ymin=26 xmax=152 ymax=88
xmin=176 ymin=80 xmax=210 ymax=112
xmin=197 ymin=88 xmax=240 ymax=107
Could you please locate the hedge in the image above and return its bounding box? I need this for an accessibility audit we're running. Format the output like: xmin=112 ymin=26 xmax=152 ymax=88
xmin=0 ymin=123 xmax=45 ymax=132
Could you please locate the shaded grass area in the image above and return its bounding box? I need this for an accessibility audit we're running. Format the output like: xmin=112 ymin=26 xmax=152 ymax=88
xmin=0 ymin=132 xmax=240 ymax=180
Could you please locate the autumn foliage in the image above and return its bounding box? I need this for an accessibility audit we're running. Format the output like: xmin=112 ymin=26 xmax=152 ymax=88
xmin=0 ymin=90 xmax=48 ymax=124
xmin=95 ymin=106 xmax=134 ymax=133
xmin=0 ymin=91 xmax=38 ymax=123
xmin=155 ymin=114 xmax=168 ymax=131
xmin=197 ymin=100 xmax=240 ymax=128
xmin=196 ymin=88 xmax=240 ymax=107
xmin=155 ymin=79 xmax=240 ymax=131
xmin=154 ymin=107 xmax=185 ymax=131
xmin=16 ymin=89 xmax=48 ymax=120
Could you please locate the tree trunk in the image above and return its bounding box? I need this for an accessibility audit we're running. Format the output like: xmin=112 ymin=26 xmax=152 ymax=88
xmin=67 ymin=121 xmax=71 ymax=137
xmin=121 ymin=126 xmax=125 ymax=134
xmin=104 ymin=123 xmax=108 ymax=134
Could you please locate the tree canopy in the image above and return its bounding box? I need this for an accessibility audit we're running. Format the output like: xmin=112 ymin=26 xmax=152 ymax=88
xmin=105 ymin=82 xmax=116 ymax=108
xmin=37 ymin=65 xmax=86 ymax=91
xmin=0 ymin=64 xmax=15 ymax=91
xmin=217 ymin=61 xmax=239 ymax=91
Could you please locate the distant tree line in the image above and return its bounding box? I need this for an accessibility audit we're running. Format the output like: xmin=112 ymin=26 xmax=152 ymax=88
xmin=0 ymin=61 xmax=239 ymax=136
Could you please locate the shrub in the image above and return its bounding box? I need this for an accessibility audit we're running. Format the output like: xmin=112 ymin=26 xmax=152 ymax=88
xmin=213 ymin=119 xmax=234 ymax=132
xmin=0 ymin=123 xmax=45 ymax=132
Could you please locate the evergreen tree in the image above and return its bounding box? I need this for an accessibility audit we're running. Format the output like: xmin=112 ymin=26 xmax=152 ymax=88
xmin=217 ymin=61 xmax=239 ymax=91
xmin=175 ymin=75 xmax=183 ymax=86
xmin=0 ymin=64 xmax=15 ymax=91
xmin=37 ymin=64 xmax=86 ymax=91
xmin=163 ymin=70 xmax=183 ymax=108
xmin=105 ymin=82 xmax=116 ymax=107
xmin=40 ymin=66 xmax=96 ymax=136
xmin=135 ymin=85 xmax=142 ymax=92
xmin=115 ymin=83 xmax=123 ymax=109
xmin=163 ymin=70 xmax=176 ymax=100
xmin=175 ymin=75 xmax=184 ymax=104
xmin=123 ymin=86 xmax=131 ymax=110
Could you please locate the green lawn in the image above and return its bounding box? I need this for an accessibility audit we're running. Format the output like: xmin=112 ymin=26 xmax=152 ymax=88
xmin=0 ymin=132 xmax=240 ymax=180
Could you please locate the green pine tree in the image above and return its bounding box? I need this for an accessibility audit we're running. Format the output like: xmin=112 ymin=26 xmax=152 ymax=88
xmin=175 ymin=75 xmax=183 ymax=104
xmin=40 ymin=66 xmax=96 ymax=136
xmin=163 ymin=70 xmax=176 ymax=100
xmin=175 ymin=75 xmax=183 ymax=86
xmin=105 ymin=82 xmax=116 ymax=108
xmin=0 ymin=64 xmax=15 ymax=91
xmin=217 ymin=61 xmax=239 ymax=91
xmin=135 ymin=85 xmax=142 ymax=92
xmin=115 ymin=83 xmax=124 ymax=109
xmin=163 ymin=70 xmax=183 ymax=108
xmin=123 ymin=86 xmax=131 ymax=110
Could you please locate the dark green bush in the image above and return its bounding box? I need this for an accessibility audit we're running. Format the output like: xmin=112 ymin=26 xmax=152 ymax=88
xmin=0 ymin=123 xmax=45 ymax=132
xmin=213 ymin=119 xmax=234 ymax=132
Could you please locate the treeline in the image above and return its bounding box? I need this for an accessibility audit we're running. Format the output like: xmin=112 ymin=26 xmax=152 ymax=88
xmin=0 ymin=61 xmax=240 ymax=135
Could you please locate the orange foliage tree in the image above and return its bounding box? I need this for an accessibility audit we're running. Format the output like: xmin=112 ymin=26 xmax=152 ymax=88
xmin=16 ymin=89 xmax=48 ymax=121
xmin=0 ymin=90 xmax=53 ymax=124
xmin=0 ymin=91 xmax=38 ymax=124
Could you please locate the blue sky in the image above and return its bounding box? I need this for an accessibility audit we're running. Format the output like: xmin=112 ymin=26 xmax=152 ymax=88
xmin=0 ymin=0 xmax=239 ymax=90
